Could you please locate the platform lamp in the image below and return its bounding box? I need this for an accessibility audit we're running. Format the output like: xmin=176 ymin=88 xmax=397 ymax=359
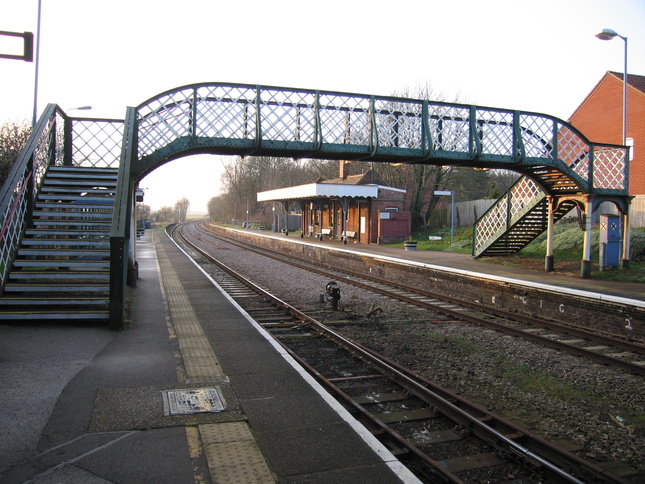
xmin=595 ymin=28 xmax=630 ymax=270
xmin=595 ymin=28 xmax=628 ymax=146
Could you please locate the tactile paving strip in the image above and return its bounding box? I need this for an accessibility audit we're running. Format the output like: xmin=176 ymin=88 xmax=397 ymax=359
xmin=200 ymin=423 xmax=275 ymax=483
xmin=155 ymin=236 xmax=225 ymax=382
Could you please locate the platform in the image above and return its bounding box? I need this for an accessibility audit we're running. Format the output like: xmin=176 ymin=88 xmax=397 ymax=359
xmin=0 ymin=230 xmax=417 ymax=484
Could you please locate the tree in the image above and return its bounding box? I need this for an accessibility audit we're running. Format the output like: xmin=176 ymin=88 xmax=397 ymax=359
xmin=0 ymin=120 xmax=31 ymax=186
xmin=153 ymin=206 xmax=174 ymax=223
xmin=175 ymin=197 xmax=190 ymax=223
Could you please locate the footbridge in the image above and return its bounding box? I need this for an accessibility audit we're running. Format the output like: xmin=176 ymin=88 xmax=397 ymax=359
xmin=0 ymin=82 xmax=630 ymax=328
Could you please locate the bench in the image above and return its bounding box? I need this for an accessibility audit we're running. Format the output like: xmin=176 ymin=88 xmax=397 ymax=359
xmin=344 ymin=231 xmax=357 ymax=242
xmin=317 ymin=228 xmax=332 ymax=240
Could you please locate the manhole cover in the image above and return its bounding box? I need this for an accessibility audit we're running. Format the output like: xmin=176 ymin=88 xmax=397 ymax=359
xmin=162 ymin=387 xmax=227 ymax=416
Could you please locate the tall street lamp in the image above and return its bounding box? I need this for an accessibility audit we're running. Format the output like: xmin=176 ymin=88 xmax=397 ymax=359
xmin=595 ymin=28 xmax=630 ymax=271
xmin=595 ymin=28 xmax=628 ymax=145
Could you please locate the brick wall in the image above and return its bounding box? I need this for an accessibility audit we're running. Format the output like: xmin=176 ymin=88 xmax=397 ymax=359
xmin=569 ymin=72 xmax=645 ymax=194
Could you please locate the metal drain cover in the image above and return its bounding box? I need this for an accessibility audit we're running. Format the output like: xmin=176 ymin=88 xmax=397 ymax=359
xmin=162 ymin=387 xmax=227 ymax=416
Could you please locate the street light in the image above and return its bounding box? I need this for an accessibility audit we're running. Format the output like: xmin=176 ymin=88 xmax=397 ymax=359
xmin=595 ymin=28 xmax=628 ymax=145
xmin=595 ymin=28 xmax=631 ymax=271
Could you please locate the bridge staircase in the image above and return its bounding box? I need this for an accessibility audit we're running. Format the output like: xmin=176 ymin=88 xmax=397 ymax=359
xmin=472 ymin=174 xmax=580 ymax=258
xmin=0 ymin=166 xmax=117 ymax=321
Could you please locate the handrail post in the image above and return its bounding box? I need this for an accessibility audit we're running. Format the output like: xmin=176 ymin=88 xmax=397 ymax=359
xmin=63 ymin=113 xmax=73 ymax=166
xmin=109 ymin=107 xmax=137 ymax=330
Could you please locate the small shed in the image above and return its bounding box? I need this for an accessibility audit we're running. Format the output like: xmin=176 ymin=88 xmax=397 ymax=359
xmin=257 ymin=162 xmax=410 ymax=244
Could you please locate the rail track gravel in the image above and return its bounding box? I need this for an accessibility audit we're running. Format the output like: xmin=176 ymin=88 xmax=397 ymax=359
xmin=177 ymin=225 xmax=645 ymax=479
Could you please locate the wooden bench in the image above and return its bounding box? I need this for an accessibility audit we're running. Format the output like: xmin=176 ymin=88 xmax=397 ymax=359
xmin=344 ymin=231 xmax=357 ymax=242
xmin=318 ymin=228 xmax=332 ymax=240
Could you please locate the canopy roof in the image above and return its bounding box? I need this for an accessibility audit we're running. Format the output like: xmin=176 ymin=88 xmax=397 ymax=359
xmin=257 ymin=182 xmax=380 ymax=202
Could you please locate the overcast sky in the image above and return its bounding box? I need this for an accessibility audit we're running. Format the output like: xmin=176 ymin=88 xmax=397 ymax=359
xmin=2 ymin=0 xmax=644 ymax=212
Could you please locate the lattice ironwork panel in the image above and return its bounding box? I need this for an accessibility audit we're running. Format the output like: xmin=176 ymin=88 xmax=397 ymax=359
xmin=428 ymin=105 xmax=470 ymax=153
xmin=259 ymin=88 xmax=317 ymax=143
xmin=373 ymin=98 xmax=424 ymax=150
xmin=473 ymin=176 xmax=545 ymax=255
xmin=138 ymin=88 xmax=195 ymax=157
xmin=72 ymin=119 xmax=124 ymax=168
xmin=519 ymin=114 xmax=555 ymax=159
xmin=474 ymin=197 xmax=509 ymax=253
xmin=508 ymin=176 xmax=544 ymax=223
xmin=478 ymin=110 xmax=514 ymax=157
xmin=593 ymin=146 xmax=627 ymax=190
xmin=195 ymin=84 xmax=257 ymax=139
xmin=318 ymin=93 xmax=371 ymax=146
xmin=557 ymin=125 xmax=589 ymax=181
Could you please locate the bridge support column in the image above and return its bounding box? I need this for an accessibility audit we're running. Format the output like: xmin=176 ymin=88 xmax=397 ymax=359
xmin=581 ymin=196 xmax=593 ymax=279
xmin=621 ymin=205 xmax=631 ymax=270
xmin=545 ymin=196 xmax=555 ymax=272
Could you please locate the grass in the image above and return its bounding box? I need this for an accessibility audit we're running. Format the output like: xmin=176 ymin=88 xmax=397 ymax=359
xmin=386 ymin=224 xmax=645 ymax=283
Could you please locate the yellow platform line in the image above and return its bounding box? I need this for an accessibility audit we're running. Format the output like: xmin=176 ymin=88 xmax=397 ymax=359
xmin=154 ymin=232 xmax=225 ymax=383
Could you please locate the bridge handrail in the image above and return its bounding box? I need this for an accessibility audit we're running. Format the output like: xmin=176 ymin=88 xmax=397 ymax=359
xmin=109 ymin=107 xmax=137 ymax=330
xmin=133 ymin=82 xmax=628 ymax=195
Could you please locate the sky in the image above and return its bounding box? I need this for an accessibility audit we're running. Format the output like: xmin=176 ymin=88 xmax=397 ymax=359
xmin=2 ymin=0 xmax=644 ymax=213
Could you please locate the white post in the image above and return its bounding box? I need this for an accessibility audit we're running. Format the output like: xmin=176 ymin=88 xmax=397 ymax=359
xmin=581 ymin=196 xmax=593 ymax=278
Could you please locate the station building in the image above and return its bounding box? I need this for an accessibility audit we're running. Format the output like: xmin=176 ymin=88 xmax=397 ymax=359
xmin=257 ymin=161 xmax=411 ymax=244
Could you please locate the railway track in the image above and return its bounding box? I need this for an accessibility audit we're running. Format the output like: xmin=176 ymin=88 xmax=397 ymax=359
xmin=171 ymin=222 xmax=630 ymax=484
xmin=192 ymin=221 xmax=645 ymax=377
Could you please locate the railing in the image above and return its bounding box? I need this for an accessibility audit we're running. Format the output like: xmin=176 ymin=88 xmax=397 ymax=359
xmin=109 ymin=107 xmax=137 ymax=330
xmin=134 ymin=83 xmax=628 ymax=195
xmin=0 ymin=104 xmax=124 ymax=292
xmin=472 ymin=176 xmax=545 ymax=257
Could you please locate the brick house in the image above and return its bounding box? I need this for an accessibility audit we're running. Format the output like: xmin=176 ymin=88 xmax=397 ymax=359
xmin=569 ymin=71 xmax=645 ymax=195
xmin=257 ymin=161 xmax=410 ymax=244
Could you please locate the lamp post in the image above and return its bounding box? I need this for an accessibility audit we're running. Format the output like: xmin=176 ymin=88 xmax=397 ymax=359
xmin=595 ymin=28 xmax=628 ymax=145
xmin=595 ymin=28 xmax=631 ymax=271
xmin=32 ymin=0 xmax=44 ymax=127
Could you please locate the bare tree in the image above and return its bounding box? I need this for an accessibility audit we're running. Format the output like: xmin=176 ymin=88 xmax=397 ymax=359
xmin=0 ymin=119 xmax=31 ymax=186
xmin=175 ymin=197 xmax=190 ymax=223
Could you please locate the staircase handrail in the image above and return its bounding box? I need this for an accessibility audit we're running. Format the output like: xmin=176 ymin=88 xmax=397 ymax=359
xmin=0 ymin=104 xmax=66 ymax=290
xmin=109 ymin=107 xmax=137 ymax=330
xmin=472 ymin=176 xmax=545 ymax=257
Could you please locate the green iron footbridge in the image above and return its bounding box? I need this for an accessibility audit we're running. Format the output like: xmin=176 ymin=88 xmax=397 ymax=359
xmin=0 ymin=82 xmax=630 ymax=328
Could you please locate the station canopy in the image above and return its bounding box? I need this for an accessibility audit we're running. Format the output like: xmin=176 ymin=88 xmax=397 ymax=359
xmin=257 ymin=182 xmax=380 ymax=202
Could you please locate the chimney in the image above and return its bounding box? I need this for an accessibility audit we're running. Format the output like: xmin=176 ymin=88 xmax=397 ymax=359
xmin=339 ymin=160 xmax=351 ymax=179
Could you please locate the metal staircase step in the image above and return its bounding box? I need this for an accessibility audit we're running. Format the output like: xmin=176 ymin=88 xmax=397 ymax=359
xmin=36 ymin=200 xmax=114 ymax=208
xmin=0 ymin=296 xmax=108 ymax=306
xmin=32 ymin=220 xmax=112 ymax=228
xmin=43 ymin=179 xmax=117 ymax=187
xmin=4 ymin=283 xmax=109 ymax=293
xmin=0 ymin=310 xmax=109 ymax=320
xmin=20 ymin=238 xmax=110 ymax=247
xmin=9 ymin=271 xmax=109 ymax=281
xmin=33 ymin=211 xmax=113 ymax=219
xmin=48 ymin=166 xmax=118 ymax=175
xmin=26 ymin=228 xmax=110 ymax=236
xmin=14 ymin=259 xmax=109 ymax=268
xmin=39 ymin=187 xmax=116 ymax=194
xmin=45 ymin=173 xmax=118 ymax=181
xmin=38 ymin=194 xmax=115 ymax=202
xmin=18 ymin=247 xmax=109 ymax=257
